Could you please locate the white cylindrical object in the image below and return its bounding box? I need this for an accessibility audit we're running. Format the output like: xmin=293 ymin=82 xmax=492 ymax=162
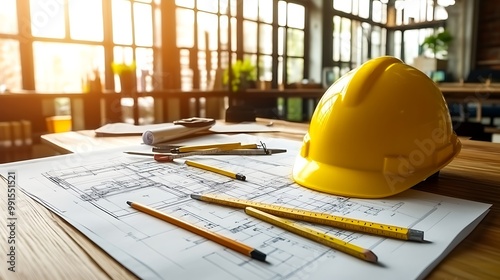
xmin=142 ymin=125 xmax=212 ymax=145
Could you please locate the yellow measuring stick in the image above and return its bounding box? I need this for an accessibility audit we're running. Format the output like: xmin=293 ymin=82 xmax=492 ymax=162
xmin=190 ymin=194 xmax=424 ymax=242
xmin=172 ymin=142 xmax=242 ymax=153
xmin=245 ymin=207 xmax=378 ymax=263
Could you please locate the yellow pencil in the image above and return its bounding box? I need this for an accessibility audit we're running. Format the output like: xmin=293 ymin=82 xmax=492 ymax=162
xmin=245 ymin=207 xmax=378 ymax=263
xmin=185 ymin=160 xmax=246 ymax=181
xmin=190 ymin=194 xmax=424 ymax=242
xmin=127 ymin=201 xmax=266 ymax=262
xmin=172 ymin=142 xmax=242 ymax=153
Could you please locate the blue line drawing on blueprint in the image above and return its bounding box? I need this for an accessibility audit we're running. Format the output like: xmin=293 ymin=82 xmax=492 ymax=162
xmin=34 ymin=147 xmax=446 ymax=279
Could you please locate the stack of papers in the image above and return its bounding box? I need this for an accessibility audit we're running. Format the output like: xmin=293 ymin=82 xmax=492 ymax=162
xmin=0 ymin=135 xmax=490 ymax=279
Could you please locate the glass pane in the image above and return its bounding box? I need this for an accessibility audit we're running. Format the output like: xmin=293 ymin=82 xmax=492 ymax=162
xmin=419 ymin=0 xmax=427 ymax=22
xmin=136 ymin=48 xmax=154 ymax=92
xmin=371 ymin=26 xmax=382 ymax=58
xmin=358 ymin=0 xmax=370 ymax=18
xmin=198 ymin=12 xmax=218 ymax=50
xmin=394 ymin=30 xmax=402 ymax=59
xmin=231 ymin=17 xmax=237 ymax=51
xmin=229 ymin=0 xmax=237 ymax=16
xmin=69 ymin=0 xmax=103 ymax=41
xmin=113 ymin=46 xmax=134 ymax=64
xmin=278 ymin=27 xmax=284 ymax=56
xmin=180 ymin=49 xmax=192 ymax=90
xmin=333 ymin=16 xmax=341 ymax=61
xmin=334 ymin=0 xmax=352 ymax=13
xmin=277 ymin=56 xmax=283 ymax=86
xmin=219 ymin=16 xmax=229 ymax=48
xmin=154 ymin=7 xmax=162 ymax=47
xmin=30 ymin=0 xmax=65 ymax=38
xmin=197 ymin=0 xmax=218 ymax=13
xmin=403 ymin=0 xmax=420 ymax=24
xmin=0 ymin=0 xmax=18 ymax=34
xmin=352 ymin=0 xmax=359 ymax=16
xmin=287 ymin=29 xmax=304 ymax=57
xmin=427 ymin=3 xmax=434 ymax=21
xmin=243 ymin=0 xmax=258 ymax=20
xmin=198 ymin=51 xmax=208 ymax=90
xmin=259 ymin=24 xmax=273 ymax=55
xmin=434 ymin=6 xmax=448 ymax=20
xmin=353 ymin=21 xmax=368 ymax=67
xmin=112 ymin=0 xmax=133 ymax=44
xmin=176 ymin=0 xmax=194 ymax=8
xmin=134 ymin=2 xmax=153 ymax=46
xmin=176 ymin=8 xmax=194 ymax=48
xmin=0 ymin=39 xmax=21 ymax=92
xmin=287 ymin=3 xmax=304 ymax=29
xmin=372 ymin=0 xmax=382 ymax=23
xmin=258 ymin=55 xmax=272 ymax=81
xmin=278 ymin=1 xmax=286 ymax=26
xmin=243 ymin=20 xmax=257 ymax=53
xmin=340 ymin=18 xmax=351 ymax=62
xmin=287 ymin=58 xmax=303 ymax=83
xmin=404 ymin=29 xmax=420 ymax=65
xmin=259 ymin=0 xmax=273 ymax=23
xmin=33 ymin=42 xmax=105 ymax=92
xmin=113 ymin=46 xmax=134 ymax=92
xmin=219 ymin=0 xmax=229 ymax=14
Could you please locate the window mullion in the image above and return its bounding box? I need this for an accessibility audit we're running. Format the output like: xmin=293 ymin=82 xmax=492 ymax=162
xmin=16 ymin=0 xmax=35 ymax=90
xmin=63 ymin=0 xmax=70 ymax=40
xmin=102 ymin=0 xmax=114 ymax=90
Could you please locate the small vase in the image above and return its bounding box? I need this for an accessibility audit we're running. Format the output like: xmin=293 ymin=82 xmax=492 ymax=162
xmin=118 ymin=71 xmax=136 ymax=94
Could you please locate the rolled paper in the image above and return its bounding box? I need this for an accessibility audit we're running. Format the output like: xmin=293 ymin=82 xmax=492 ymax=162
xmin=142 ymin=124 xmax=213 ymax=145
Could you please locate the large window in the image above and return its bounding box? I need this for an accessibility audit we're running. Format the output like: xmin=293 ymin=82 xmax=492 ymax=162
xmin=325 ymin=0 xmax=452 ymax=84
xmin=327 ymin=0 xmax=388 ymax=86
xmin=175 ymin=0 xmax=307 ymax=91
xmin=390 ymin=0 xmax=452 ymax=65
xmin=0 ymin=0 xmax=158 ymax=93
xmin=0 ymin=0 xmax=308 ymax=93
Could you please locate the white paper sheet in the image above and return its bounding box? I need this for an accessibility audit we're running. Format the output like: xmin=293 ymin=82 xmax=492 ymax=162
xmin=0 ymin=135 xmax=490 ymax=280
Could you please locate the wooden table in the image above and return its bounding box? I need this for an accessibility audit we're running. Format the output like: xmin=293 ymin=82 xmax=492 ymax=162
xmin=2 ymin=119 xmax=500 ymax=279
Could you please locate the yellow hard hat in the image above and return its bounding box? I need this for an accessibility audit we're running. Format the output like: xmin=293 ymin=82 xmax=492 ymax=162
xmin=292 ymin=56 xmax=461 ymax=198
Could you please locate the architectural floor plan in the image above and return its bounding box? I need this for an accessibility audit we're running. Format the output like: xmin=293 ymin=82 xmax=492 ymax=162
xmin=1 ymin=135 xmax=490 ymax=279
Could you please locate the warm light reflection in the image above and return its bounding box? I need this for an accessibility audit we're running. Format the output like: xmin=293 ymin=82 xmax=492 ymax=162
xmin=0 ymin=0 xmax=18 ymax=34
xmin=33 ymin=42 xmax=104 ymax=93
xmin=30 ymin=0 xmax=65 ymax=38
xmin=69 ymin=0 xmax=103 ymax=41
xmin=112 ymin=0 xmax=133 ymax=44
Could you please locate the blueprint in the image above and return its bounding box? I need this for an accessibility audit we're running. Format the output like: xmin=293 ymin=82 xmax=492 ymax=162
xmin=0 ymin=134 xmax=491 ymax=280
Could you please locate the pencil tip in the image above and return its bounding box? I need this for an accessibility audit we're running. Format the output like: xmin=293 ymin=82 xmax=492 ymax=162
xmin=236 ymin=174 xmax=246 ymax=181
xmin=126 ymin=201 xmax=132 ymax=206
xmin=365 ymin=250 xmax=378 ymax=263
xmin=250 ymin=249 xmax=267 ymax=262
xmin=190 ymin=194 xmax=201 ymax=200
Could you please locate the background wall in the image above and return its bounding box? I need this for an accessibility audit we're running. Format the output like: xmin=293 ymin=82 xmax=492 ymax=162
xmin=475 ymin=0 xmax=500 ymax=70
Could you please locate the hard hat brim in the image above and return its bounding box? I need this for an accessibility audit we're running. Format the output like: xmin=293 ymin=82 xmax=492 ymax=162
xmin=292 ymin=138 xmax=461 ymax=199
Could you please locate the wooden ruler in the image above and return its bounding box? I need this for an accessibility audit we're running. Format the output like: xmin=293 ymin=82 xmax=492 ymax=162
xmin=245 ymin=207 xmax=378 ymax=263
xmin=190 ymin=193 xmax=424 ymax=242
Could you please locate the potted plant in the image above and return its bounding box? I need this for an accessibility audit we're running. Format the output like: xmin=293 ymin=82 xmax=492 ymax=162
xmin=413 ymin=30 xmax=453 ymax=74
xmin=111 ymin=61 xmax=136 ymax=93
xmin=223 ymin=59 xmax=257 ymax=92
xmin=421 ymin=30 xmax=453 ymax=59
